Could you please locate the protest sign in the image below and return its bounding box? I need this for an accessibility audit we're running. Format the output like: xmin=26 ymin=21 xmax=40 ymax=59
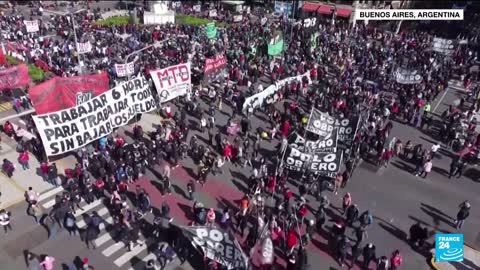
xmin=77 ymin=42 xmax=92 ymax=54
xmin=283 ymin=146 xmax=342 ymax=177
xmin=115 ymin=62 xmax=135 ymax=77
xmin=24 ymin=20 xmax=39 ymax=32
xmin=204 ymin=55 xmax=227 ymax=79
xmin=274 ymin=2 xmax=292 ymax=16
xmin=242 ymin=72 xmax=311 ymax=111
xmin=288 ymin=131 xmax=338 ymax=153
xmin=268 ymin=35 xmax=284 ymax=56
xmin=184 ymin=226 xmax=248 ymax=270
xmin=335 ymin=116 xmax=359 ymax=145
xmin=209 ymin=9 xmax=217 ymax=17
xmin=0 ymin=64 xmax=31 ymax=91
xmin=206 ymin=22 xmax=217 ymax=39
xmin=33 ymin=77 xmax=157 ymax=156
xmin=306 ymin=108 xmax=335 ymax=137
xmin=29 ymin=73 xmax=110 ymax=115
xmin=302 ymin=17 xmax=318 ymax=29
xmin=260 ymin=17 xmax=268 ymax=26
xmin=310 ymin=33 xmax=319 ymax=49
xmin=432 ymin=37 xmax=456 ymax=55
xmin=150 ymin=62 xmax=191 ymax=103
xmin=395 ymin=68 xmax=422 ymax=84
xmin=234 ymin=15 xmax=243 ymax=22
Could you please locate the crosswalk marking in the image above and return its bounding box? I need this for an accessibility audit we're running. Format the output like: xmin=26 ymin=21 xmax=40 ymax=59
xmin=73 ymin=200 xmax=103 ymax=217
xmin=10 ymin=122 xmax=36 ymax=140
xmin=76 ymin=207 xmax=110 ymax=228
xmin=38 ymin=186 xmax=63 ymax=202
xmin=95 ymin=232 xmax=113 ymax=247
xmin=0 ymin=102 xmax=12 ymax=112
xmin=114 ymin=243 xmax=147 ymax=266
xmin=102 ymin=242 xmax=125 ymax=257
xmin=42 ymin=198 xmax=57 ymax=209
xmin=128 ymin=253 xmax=157 ymax=270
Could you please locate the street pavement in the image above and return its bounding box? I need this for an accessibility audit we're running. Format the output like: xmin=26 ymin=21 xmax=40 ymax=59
xmin=0 ymin=76 xmax=479 ymax=270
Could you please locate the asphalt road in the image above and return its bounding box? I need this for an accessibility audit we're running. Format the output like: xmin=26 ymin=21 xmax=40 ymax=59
xmin=0 ymin=76 xmax=479 ymax=270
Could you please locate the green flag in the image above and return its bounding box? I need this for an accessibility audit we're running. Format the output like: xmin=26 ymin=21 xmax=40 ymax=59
xmin=310 ymin=33 xmax=319 ymax=49
xmin=268 ymin=39 xmax=283 ymax=56
xmin=206 ymin=22 xmax=217 ymax=39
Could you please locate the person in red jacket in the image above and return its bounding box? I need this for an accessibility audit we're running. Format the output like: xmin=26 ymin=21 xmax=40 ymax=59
xmin=390 ymin=249 xmax=403 ymax=270
xmin=286 ymin=229 xmax=297 ymax=255
xmin=267 ymin=175 xmax=276 ymax=196
xmin=282 ymin=120 xmax=290 ymax=138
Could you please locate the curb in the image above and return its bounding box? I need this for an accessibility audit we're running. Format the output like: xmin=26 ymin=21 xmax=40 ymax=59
xmin=430 ymin=244 xmax=480 ymax=270
xmin=430 ymin=257 xmax=441 ymax=270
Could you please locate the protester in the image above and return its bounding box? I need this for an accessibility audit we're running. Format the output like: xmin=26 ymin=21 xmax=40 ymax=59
xmin=454 ymin=201 xmax=471 ymax=229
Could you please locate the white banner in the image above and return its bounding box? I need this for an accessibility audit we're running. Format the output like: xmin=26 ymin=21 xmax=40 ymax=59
xmin=209 ymin=9 xmax=217 ymax=17
xmin=234 ymin=15 xmax=243 ymax=22
xmin=193 ymin=5 xmax=201 ymax=12
xmin=24 ymin=20 xmax=39 ymax=33
xmin=115 ymin=62 xmax=135 ymax=77
xmin=33 ymin=77 xmax=157 ymax=156
xmin=261 ymin=17 xmax=268 ymax=26
xmin=394 ymin=68 xmax=422 ymax=84
xmin=432 ymin=37 xmax=456 ymax=55
xmin=243 ymin=72 xmax=311 ymax=112
xmin=77 ymin=42 xmax=92 ymax=54
xmin=100 ymin=10 xmax=129 ymax=19
xmin=150 ymin=63 xmax=191 ymax=103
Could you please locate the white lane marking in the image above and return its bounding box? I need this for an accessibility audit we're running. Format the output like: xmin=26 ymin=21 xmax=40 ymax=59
xmin=76 ymin=207 xmax=111 ymax=228
xmin=42 ymin=199 xmax=57 ymax=209
xmin=73 ymin=200 xmax=102 ymax=217
xmin=432 ymin=86 xmax=451 ymax=113
xmin=127 ymin=253 xmax=157 ymax=270
xmin=38 ymin=186 xmax=64 ymax=202
xmin=95 ymin=233 xmax=112 ymax=247
xmin=102 ymin=242 xmax=125 ymax=257
xmin=114 ymin=243 xmax=147 ymax=267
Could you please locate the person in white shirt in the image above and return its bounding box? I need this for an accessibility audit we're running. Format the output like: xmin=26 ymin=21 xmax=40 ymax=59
xmin=431 ymin=143 xmax=440 ymax=159
xmin=0 ymin=209 xmax=12 ymax=234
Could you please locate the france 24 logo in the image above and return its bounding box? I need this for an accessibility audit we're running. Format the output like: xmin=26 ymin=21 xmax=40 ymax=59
xmin=435 ymin=234 xmax=464 ymax=262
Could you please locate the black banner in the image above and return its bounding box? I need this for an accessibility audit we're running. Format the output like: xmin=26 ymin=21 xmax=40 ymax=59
xmin=288 ymin=131 xmax=337 ymax=153
xmin=335 ymin=116 xmax=359 ymax=145
xmin=283 ymin=146 xmax=342 ymax=177
xmin=184 ymin=226 xmax=248 ymax=269
xmin=305 ymin=108 xmax=335 ymax=137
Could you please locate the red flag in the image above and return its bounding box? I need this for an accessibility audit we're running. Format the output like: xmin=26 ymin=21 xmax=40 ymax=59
xmin=0 ymin=64 xmax=31 ymax=91
xmin=29 ymin=73 xmax=110 ymax=114
xmin=0 ymin=46 xmax=6 ymax=65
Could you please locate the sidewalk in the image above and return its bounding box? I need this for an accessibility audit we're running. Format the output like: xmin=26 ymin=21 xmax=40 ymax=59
xmin=432 ymin=245 xmax=480 ymax=270
xmin=0 ymin=139 xmax=74 ymax=209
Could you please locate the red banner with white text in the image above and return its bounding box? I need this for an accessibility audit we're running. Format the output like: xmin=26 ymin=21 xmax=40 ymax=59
xmin=0 ymin=64 xmax=31 ymax=91
xmin=203 ymin=55 xmax=227 ymax=77
xmin=29 ymin=73 xmax=110 ymax=114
